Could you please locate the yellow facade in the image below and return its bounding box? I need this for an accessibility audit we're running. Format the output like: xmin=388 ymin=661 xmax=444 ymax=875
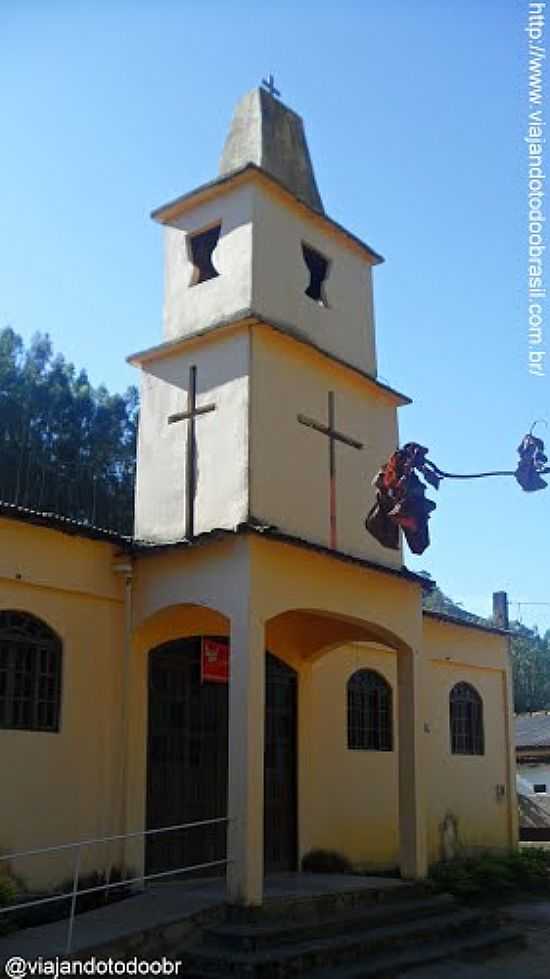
xmin=0 ymin=519 xmax=125 ymax=887
xmin=305 ymin=645 xmax=399 ymax=870
xmin=423 ymin=616 xmax=517 ymax=862
xmin=0 ymin=517 xmax=517 ymax=895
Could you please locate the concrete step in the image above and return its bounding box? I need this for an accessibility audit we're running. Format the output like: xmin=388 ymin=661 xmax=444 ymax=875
xmin=304 ymin=925 xmax=524 ymax=979
xmin=223 ymin=881 xmax=432 ymax=927
xmin=181 ymin=906 xmax=494 ymax=978
xmin=204 ymin=894 xmax=456 ymax=951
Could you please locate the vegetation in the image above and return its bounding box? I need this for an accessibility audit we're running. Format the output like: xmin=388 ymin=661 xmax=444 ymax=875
xmin=0 ymin=326 xmax=137 ymax=533
xmin=422 ymin=575 xmax=550 ymax=714
xmin=510 ymin=625 xmax=550 ymax=713
xmin=0 ymin=873 xmax=16 ymax=907
xmin=0 ymin=866 xmax=134 ymax=935
xmin=0 ymin=873 xmax=17 ymax=935
xmin=430 ymin=849 xmax=550 ymax=899
xmin=422 ymin=579 xmax=485 ymax=626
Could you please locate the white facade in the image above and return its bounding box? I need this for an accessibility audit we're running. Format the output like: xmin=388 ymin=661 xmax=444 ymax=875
xmin=159 ymin=178 xmax=378 ymax=376
xmin=134 ymin=330 xmax=250 ymax=542
xmin=517 ymin=763 xmax=550 ymax=794
xmin=163 ymin=184 xmax=255 ymax=342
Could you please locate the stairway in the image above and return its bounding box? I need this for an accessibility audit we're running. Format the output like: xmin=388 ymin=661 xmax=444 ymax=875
xmin=179 ymin=884 xmax=523 ymax=978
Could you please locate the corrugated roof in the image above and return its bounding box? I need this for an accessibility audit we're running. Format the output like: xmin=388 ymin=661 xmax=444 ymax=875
xmin=0 ymin=503 xmax=433 ymax=590
xmin=516 ymin=712 xmax=550 ymax=748
xmin=0 ymin=500 xmax=131 ymax=547
xmin=422 ymin=609 xmax=509 ymax=637
xmin=518 ymin=791 xmax=550 ymax=828
xmin=151 ymin=163 xmax=384 ymax=266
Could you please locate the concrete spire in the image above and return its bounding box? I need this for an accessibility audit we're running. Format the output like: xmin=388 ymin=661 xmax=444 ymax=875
xmin=219 ymin=88 xmax=324 ymax=213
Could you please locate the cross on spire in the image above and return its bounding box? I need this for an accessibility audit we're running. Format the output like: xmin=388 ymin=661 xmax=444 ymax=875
xmin=298 ymin=392 xmax=364 ymax=550
xmin=261 ymin=73 xmax=280 ymax=98
xmin=168 ymin=365 xmax=217 ymax=540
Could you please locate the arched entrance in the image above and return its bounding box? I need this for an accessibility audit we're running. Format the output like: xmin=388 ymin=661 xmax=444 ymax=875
xmin=146 ymin=638 xmax=297 ymax=876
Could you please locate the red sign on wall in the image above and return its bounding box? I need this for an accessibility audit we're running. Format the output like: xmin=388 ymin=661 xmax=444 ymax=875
xmin=201 ymin=638 xmax=230 ymax=684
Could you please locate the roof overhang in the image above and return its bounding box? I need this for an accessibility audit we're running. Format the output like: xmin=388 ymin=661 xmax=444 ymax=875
xmin=422 ymin=608 xmax=510 ymax=637
xmin=0 ymin=505 xmax=432 ymax=592
xmin=127 ymin=312 xmax=412 ymax=408
xmin=151 ymin=163 xmax=384 ymax=267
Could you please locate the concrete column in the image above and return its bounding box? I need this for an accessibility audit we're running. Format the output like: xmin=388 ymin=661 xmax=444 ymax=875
xmin=397 ymin=647 xmax=428 ymax=878
xmin=227 ymin=607 xmax=266 ymax=905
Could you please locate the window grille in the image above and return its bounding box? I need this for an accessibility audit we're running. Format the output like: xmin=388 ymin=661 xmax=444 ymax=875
xmin=347 ymin=669 xmax=392 ymax=751
xmin=449 ymin=682 xmax=484 ymax=755
xmin=0 ymin=611 xmax=62 ymax=732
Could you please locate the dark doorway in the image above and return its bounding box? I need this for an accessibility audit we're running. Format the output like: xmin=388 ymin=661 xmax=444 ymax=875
xmin=264 ymin=653 xmax=298 ymax=872
xmin=146 ymin=638 xmax=297 ymax=877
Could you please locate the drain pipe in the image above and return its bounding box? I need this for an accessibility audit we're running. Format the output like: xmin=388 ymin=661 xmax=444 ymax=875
xmin=113 ymin=556 xmax=134 ymax=875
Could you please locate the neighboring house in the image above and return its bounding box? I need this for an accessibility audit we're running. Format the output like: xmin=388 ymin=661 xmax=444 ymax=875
xmin=515 ymin=713 xmax=550 ymax=840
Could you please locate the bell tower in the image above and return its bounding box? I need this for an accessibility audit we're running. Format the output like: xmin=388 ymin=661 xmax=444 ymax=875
xmin=130 ymin=85 xmax=409 ymax=566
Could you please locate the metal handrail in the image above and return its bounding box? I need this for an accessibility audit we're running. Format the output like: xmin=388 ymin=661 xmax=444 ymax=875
xmin=0 ymin=817 xmax=230 ymax=862
xmin=0 ymin=816 xmax=231 ymax=955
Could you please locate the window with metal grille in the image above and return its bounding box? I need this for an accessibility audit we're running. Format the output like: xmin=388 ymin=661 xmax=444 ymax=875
xmin=0 ymin=611 xmax=62 ymax=732
xmin=347 ymin=669 xmax=393 ymax=751
xmin=449 ymin=682 xmax=484 ymax=755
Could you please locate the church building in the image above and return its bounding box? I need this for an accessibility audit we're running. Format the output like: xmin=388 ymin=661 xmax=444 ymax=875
xmin=0 ymin=87 xmax=518 ymax=906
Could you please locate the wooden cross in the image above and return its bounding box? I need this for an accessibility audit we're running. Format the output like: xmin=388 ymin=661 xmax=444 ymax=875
xmin=298 ymin=392 xmax=363 ymax=550
xmin=262 ymin=73 xmax=281 ymax=98
xmin=168 ymin=365 xmax=216 ymax=540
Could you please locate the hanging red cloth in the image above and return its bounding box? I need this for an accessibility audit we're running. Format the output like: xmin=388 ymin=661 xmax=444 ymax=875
xmin=366 ymin=443 xmax=437 ymax=555
xmin=366 ymin=429 xmax=549 ymax=555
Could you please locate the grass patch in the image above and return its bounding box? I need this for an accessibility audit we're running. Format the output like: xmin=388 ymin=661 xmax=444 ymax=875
xmin=0 ymin=873 xmax=18 ymax=935
xmin=0 ymin=866 xmax=135 ymax=934
xmin=430 ymin=849 xmax=550 ymax=899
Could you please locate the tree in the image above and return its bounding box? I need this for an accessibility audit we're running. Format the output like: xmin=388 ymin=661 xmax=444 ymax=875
xmin=421 ymin=575 xmax=550 ymax=713
xmin=0 ymin=326 xmax=137 ymax=533
xmin=420 ymin=572 xmax=485 ymax=625
xmin=510 ymin=624 xmax=550 ymax=713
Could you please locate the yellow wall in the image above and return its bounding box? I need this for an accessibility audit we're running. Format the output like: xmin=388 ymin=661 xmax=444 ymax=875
xmin=422 ymin=617 xmax=515 ymax=863
xmin=0 ymin=519 xmax=125 ymax=888
xmin=0 ymin=519 xmax=517 ymax=892
xmin=304 ymin=644 xmax=399 ymax=870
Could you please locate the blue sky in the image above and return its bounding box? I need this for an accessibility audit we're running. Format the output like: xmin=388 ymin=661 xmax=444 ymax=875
xmin=1 ymin=1 xmax=548 ymax=631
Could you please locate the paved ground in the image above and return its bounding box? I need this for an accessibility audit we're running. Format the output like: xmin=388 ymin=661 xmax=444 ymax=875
xmin=0 ymin=872 xmax=409 ymax=964
xmin=4 ymin=880 xmax=550 ymax=976
xmin=401 ymin=900 xmax=550 ymax=979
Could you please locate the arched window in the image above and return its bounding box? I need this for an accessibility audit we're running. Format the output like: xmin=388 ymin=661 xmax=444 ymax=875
xmin=347 ymin=669 xmax=393 ymax=751
xmin=450 ymin=682 xmax=484 ymax=755
xmin=0 ymin=611 xmax=62 ymax=732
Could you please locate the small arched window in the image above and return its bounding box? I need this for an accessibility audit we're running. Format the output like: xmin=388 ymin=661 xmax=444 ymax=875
xmin=450 ymin=682 xmax=484 ymax=755
xmin=0 ymin=611 xmax=62 ymax=732
xmin=347 ymin=669 xmax=393 ymax=751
